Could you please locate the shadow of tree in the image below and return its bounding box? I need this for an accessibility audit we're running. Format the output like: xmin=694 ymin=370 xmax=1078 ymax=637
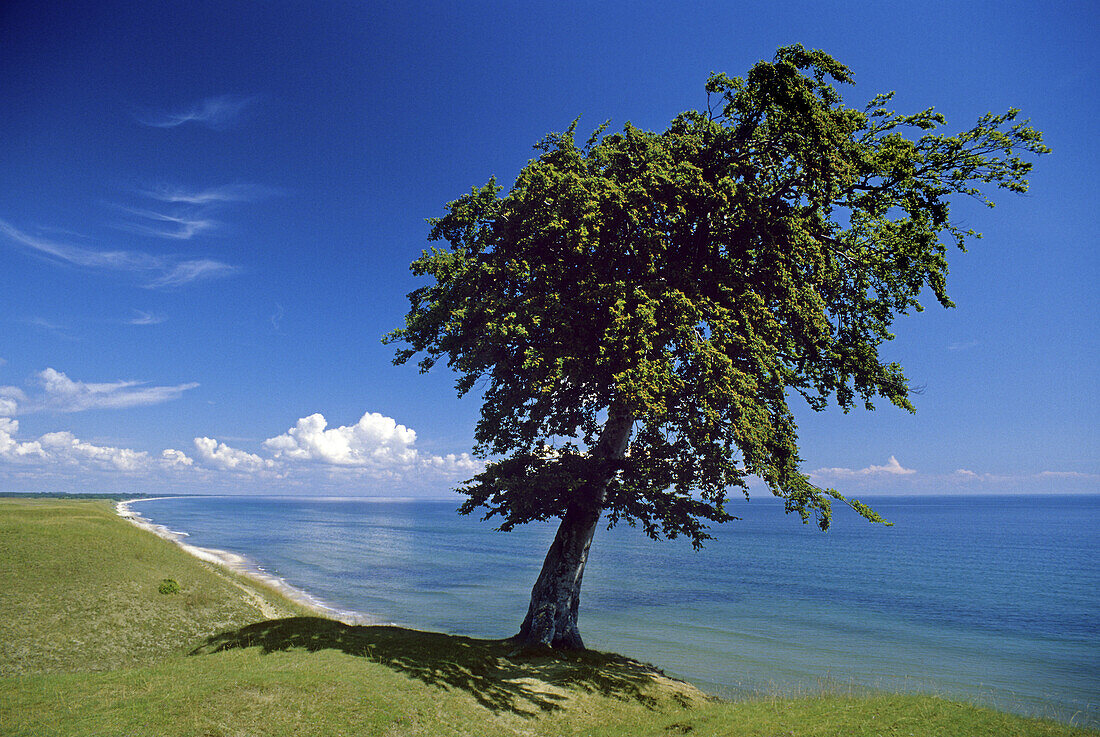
xmin=190 ymin=617 xmax=680 ymax=717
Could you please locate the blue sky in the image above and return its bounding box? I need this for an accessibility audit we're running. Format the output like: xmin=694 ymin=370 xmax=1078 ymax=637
xmin=1 ymin=0 xmax=1096 ymax=496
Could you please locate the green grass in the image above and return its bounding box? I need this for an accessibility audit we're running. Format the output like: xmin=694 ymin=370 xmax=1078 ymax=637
xmin=0 ymin=498 xmax=310 ymax=675
xmin=0 ymin=498 xmax=1095 ymax=736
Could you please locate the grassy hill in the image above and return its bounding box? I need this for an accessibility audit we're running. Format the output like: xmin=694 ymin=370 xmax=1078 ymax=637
xmin=0 ymin=498 xmax=1094 ymax=736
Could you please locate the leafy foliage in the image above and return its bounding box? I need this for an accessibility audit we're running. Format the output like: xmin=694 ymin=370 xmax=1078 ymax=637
xmin=386 ymin=45 xmax=1047 ymax=545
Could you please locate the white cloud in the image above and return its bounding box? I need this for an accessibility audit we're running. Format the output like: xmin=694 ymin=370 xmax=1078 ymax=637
xmin=160 ymin=448 xmax=194 ymax=467
xmin=1 ymin=219 xmax=158 ymax=270
xmin=145 ymin=259 xmax=237 ymax=288
xmin=17 ymin=368 xmax=199 ymax=413
xmin=115 ymin=206 xmax=217 ymax=240
xmin=38 ymin=431 xmax=148 ymax=471
xmin=866 ymin=456 xmax=916 ymax=475
xmin=811 ymin=455 xmax=916 ymax=479
xmin=0 ymin=418 xmax=147 ymax=471
xmin=263 ymin=412 xmax=420 ymax=467
xmin=136 ymin=94 xmax=258 ymax=130
xmin=193 ymin=437 xmax=275 ymax=473
xmin=0 ymin=218 xmax=236 ymax=288
xmin=0 ymin=406 xmax=478 ymax=492
xmin=128 ymin=310 xmax=166 ymax=326
xmin=951 ymin=468 xmax=1013 ymax=483
xmin=270 ymin=303 xmax=285 ymax=331
xmin=0 ymin=387 xmax=24 ymax=417
xmin=142 ymin=183 xmax=278 ymax=204
xmin=0 ymin=418 xmax=45 ymax=459
xmin=948 ymin=468 xmax=1100 ymax=488
xmin=427 ymin=452 xmax=481 ymax=473
xmin=1037 ymin=470 xmax=1097 ymax=479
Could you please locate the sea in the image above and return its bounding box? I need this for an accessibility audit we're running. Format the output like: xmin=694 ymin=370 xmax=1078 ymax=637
xmin=124 ymin=493 xmax=1099 ymax=727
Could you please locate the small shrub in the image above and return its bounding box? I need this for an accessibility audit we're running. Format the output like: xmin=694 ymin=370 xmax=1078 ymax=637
xmin=158 ymin=578 xmax=180 ymax=595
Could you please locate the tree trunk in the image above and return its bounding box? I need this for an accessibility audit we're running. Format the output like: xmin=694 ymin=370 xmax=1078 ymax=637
xmin=513 ymin=404 xmax=633 ymax=650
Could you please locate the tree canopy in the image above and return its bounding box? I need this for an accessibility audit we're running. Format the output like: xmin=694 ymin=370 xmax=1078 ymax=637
xmin=388 ymin=45 xmax=1047 ymax=547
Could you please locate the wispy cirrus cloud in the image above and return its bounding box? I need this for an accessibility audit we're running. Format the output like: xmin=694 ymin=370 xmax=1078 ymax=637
xmin=24 ymin=317 xmax=77 ymax=340
xmin=270 ymin=303 xmax=285 ymax=332
xmin=146 ymin=259 xmax=235 ymax=288
xmin=128 ymin=310 xmax=166 ymax=326
xmin=114 ymin=206 xmax=217 ymax=240
xmin=0 ymin=368 xmax=197 ymax=414
xmin=136 ymin=94 xmax=259 ymax=130
xmin=141 ymin=182 xmax=280 ymax=205
xmin=116 ymin=182 xmax=278 ymax=241
xmin=950 ymin=470 xmax=1095 ymax=488
xmin=2 ymin=219 xmax=159 ymax=270
xmin=1037 ymin=470 xmax=1096 ymax=479
xmin=0 ymin=218 xmax=236 ymax=288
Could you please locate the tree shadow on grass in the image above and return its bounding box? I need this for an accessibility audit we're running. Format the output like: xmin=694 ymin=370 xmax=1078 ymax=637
xmin=190 ymin=617 xmax=686 ymax=717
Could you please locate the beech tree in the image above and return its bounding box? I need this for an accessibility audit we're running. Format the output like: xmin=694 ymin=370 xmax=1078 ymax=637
xmin=385 ymin=46 xmax=1047 ymax=650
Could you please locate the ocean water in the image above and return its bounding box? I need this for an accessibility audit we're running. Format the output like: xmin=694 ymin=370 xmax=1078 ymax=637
xmin=128 ymin=493 xmax=1099 ymax=726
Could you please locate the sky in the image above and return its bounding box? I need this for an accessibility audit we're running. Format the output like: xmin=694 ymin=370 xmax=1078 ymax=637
xmin=1 ymin=0 xmax=1096 ymax=498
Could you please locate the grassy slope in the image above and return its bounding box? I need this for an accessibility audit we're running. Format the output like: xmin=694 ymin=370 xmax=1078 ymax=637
xmin=0 ymin=499 xmax=1095 ymax=737
xmin=0 ymin=498 xmax=310 ymax=675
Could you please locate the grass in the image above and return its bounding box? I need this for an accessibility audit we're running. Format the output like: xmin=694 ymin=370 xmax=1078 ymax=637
xmin=0 ymin=498 xmax=1096 ymax=736
xmin=0 ymin=498 xmax=310 ymax=675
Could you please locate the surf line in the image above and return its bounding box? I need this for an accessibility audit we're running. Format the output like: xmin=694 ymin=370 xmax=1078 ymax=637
xmin=115 ymin=497 xmax=376 ymax=625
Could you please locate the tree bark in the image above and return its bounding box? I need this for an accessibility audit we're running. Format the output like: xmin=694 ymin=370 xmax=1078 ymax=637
xmin=513 ymin=404 xmax=633 ymax=650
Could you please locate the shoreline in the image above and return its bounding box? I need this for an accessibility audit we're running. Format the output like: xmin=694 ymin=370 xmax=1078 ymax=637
xmin=115 ymin=497 xmax=376 ymax=625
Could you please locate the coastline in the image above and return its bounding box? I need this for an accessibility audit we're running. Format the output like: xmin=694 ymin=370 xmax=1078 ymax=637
xmin=115 ymin=497 xmax=375 ymax=625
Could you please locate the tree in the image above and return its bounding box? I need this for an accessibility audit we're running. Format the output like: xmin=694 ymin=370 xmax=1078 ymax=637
xmin=384 ymin=45 xmax=1048 ymax=651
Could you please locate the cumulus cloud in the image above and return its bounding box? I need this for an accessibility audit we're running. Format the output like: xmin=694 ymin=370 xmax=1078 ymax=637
xmin=263 ymin=412 xmax=420 ymax=467
xmin=4 ymin=368 xmax=199 ymax=414
xmin=0 ymin=218 xmax=236 ymax=288
xmin=193 ymin=437 xmax=275 ymax=473
xmin=0 ymin=418 xmax=194 ymax=479
xmin=426 ymin=452 xmax=481 ymax=473
xmin=160 ymin=448 xmax=194 ymax=467
xmin=0 ymin=387 xmax=25 ymax=416
xmin=0 ymin=405 xmax=479 ymax=492
xmin=0 ymin=417 xmax=148 ymax=471
xmin=38 ymin=431 xmax=148 ymax=471
xmin=262 ymin=411 xmax=482 ymax=476
xmin=136 ymin=94 xmax=258 ymax=130
xmin=0 ymin=418 xmax=45 ymax=460
xmin=811 ymin=455 xmax=917 ymax=479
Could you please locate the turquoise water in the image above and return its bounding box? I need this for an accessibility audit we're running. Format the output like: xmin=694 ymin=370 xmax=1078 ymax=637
xmin=131 ymin=494 xmax=1099 ymax=726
